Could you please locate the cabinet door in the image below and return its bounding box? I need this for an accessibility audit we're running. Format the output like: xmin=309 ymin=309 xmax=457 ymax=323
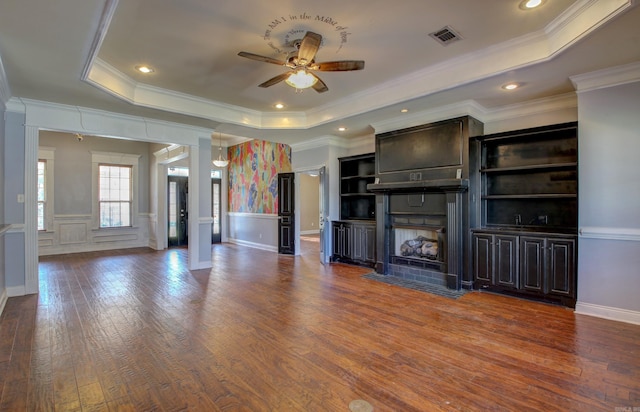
xmin=332 ymin=223 xmax=346 ymax=259
xmin=472 ymin=233 xmax=493 ymax=285
xmin=352 ymin=224 xmax=365 ymax=262
xmin=495 ymin=235 xmax=518 ymax=289
xmin=520 ymin=236 xmax=545 ymax=293
xmin=547 ymin=237 xmax=575 ymax=297
xmin=363 ymin=225 xmax=376 ymax=264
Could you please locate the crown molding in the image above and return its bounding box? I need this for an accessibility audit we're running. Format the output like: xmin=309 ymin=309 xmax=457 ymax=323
xmin=480 ymin=92 xmax=578 ymax=123
xmin=79 ymin=0 xmax=631 ymax=132
xmin=13 ymin=98 xmax=213 ymax=146
xmin=371 ymin=100 xmax=487 ymax=134
xmin=290 ymin=135 xmax=348 ymax=152
xmin=570 ymin=61 xmax=640 ymax=93
xmin=80 ymin=0 xmax=119 ymax=81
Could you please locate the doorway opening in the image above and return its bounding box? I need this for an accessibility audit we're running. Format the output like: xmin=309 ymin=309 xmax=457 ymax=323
xmin=168 ymin=175 xmax=188 ymax=247
xmin=295 ymin=166 xmax=327 ymax=263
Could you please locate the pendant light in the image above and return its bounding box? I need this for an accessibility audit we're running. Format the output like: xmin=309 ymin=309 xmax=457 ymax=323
xmin=212 ymin=132 xmax=229 ymax=168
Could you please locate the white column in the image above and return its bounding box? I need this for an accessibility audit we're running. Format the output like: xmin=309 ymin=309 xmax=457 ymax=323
xmin=187 ymin=138 xmax=213 ymax=270
xmin=24 ymin=125 xmax=39 ymax=294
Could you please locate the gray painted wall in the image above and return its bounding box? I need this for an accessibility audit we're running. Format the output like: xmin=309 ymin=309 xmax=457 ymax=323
xmin=577 ymin=80 xmax=640 ymax=312
xmin=39 ymin=131 xmax=151 ymax=214
xmin=299 ymin=174 xmax=319 ymax=233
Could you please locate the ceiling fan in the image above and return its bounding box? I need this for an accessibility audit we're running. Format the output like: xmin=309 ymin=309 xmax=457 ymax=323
xmin=238 ymin=31 xmax=364 ymax=93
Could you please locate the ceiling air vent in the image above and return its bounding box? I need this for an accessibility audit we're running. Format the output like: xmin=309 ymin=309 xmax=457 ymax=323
xmin=429 ymin=26 xmax=462 ymax=46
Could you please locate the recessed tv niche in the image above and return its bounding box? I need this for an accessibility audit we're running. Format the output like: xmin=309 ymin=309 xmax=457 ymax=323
xmin=375 ymin=116 xmax=483 ymax=182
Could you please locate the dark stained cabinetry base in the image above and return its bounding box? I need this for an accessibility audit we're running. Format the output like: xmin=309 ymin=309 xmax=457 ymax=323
xmin=470 ymin=122 xmax=578 ymax=307
xmin=332 ymin=220 xmax=376 ymax=268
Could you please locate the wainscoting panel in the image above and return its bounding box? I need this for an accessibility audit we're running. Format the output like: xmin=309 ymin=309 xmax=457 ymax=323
xmin=38 ymin=214 xmax=151 ymax=256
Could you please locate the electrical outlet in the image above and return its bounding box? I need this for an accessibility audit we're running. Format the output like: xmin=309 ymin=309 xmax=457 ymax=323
xmin=259 ymin=233 xmax=262 ymax=239
xmin=17 ymin=194 xmax=25 ymax=203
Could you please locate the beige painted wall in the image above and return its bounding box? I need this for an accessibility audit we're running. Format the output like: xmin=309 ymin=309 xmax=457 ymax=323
xmin=299 ymin=174 xmax=319 ymax=233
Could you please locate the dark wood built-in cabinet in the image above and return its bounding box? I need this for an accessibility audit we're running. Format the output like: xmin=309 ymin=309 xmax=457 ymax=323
xmin=332 ymin=154 xmax=376 ymax=267
xmin=470 ymin=122 xmax=578 ymax=306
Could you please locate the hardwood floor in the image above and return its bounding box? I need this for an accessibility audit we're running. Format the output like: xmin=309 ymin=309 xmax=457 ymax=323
xmin=1 ymin=241 xmax=639 ymax=411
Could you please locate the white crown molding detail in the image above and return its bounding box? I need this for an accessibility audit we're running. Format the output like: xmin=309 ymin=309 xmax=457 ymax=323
xmin=371 ymin=100 xmax=487 ymax=134
xmin=570 ymin=61 xmax=640 ymax=93
xmin=480 ymin=93 xmax=578 ymax=123
xmin=290 ymin=135 xmax=349 ymax=152
xmin=0 ymin=53 xmax=11 ymax=109
xmin=80 ymin=0 xmax=119 ymax=81
xmin=11 ymin=97 xmax=212 ymax=146
xmin=544 ymin=0 xmax=632 ymax=56
xmin=579 ymin=226 xmax=640 ymax=242
xmin=575 ymin=302 xmax=640 ymax=325
xmin=80 ymin=0 xmax=632 ymax=131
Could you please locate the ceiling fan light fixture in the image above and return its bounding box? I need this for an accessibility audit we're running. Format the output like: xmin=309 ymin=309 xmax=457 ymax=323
xmin=285 ymin=69 xmax=318 ymax=89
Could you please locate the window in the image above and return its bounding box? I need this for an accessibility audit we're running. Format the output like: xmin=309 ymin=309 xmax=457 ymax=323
xmin=37 ymin=161 xmax=46 ymax=231
xmin=99 ymin=165 xmax=132 ymax=228
xmin=38 ymin=147 xmax=55 ymax=232
xmin=91 ymin=151 xmax=140 ymax=230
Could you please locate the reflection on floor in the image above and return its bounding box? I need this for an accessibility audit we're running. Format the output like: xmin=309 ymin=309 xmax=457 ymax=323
xmin=300 ymin=233 xmax=320 ymax=256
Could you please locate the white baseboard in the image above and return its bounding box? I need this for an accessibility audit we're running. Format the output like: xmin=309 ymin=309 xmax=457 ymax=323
xmin=575 ymin=302 xmax=640 ymax=325
xmin=7 ymin=285 xmax=27 ymax=298
xmin=300 ymin=230 xmax=320 ymax=235
xmin=228 ymin=238 xmax=278 ymax=253
xmin=0 ymin=288 xmax=7 ymax=316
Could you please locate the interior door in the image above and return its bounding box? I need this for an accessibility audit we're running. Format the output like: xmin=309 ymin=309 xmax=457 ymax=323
xmin=211 ymin=177 xmax=221 ymax=243
xmin=168 ymin=176 xmax=188 ymax=247
xmin=278 ymin=172 xmax=295 ymax=255
xmin=318 ymin=166 xmax=328 ymax=264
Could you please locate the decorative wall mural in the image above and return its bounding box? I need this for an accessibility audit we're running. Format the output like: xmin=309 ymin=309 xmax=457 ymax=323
xmin=228 ymin=140 xmax=292 ymax=214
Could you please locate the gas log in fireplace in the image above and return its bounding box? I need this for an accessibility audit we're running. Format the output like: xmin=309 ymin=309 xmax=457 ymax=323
xmin=368 ymin=116 xmax=484 ymax=290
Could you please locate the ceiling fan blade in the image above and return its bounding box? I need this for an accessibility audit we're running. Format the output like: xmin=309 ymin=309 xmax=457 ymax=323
xmin=258 ymin=72 xmax=290 ymax=88
xmin=238 ymin=51 xmax=286 ymax=66
xmin=311 ymin=73 xmax=328 ymax=93
xmin=297 ymin=32 xmax=322 ymax=65
xmin=313 ymin=60 xmax=365 ymax=71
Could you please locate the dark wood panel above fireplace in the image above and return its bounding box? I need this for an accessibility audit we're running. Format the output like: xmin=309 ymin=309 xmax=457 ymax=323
xmin=373 ymin=116 xmax=483 ymax=185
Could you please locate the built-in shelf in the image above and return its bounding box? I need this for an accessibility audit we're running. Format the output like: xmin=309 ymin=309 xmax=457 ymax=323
xmin=480 ymin=162 xmax=577 ymax=173
xmin=339 ymin=153 xmax=376 ymax=221
xmin=482 ymin=194 xmax=577 ymax=200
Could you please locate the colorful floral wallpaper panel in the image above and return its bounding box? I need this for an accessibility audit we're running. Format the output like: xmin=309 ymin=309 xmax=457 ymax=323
xmin=228 ymin=140 xmax=292 ymax=214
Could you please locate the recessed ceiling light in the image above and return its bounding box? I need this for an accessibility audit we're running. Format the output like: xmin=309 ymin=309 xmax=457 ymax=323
xmin=400 ymin=108 xmax=409 ymax=113
xmin=338 ymin=127 xmax=347 ymax=132
xmin=502 ymin=82 xmax=520 ymax=90
xmin=520 ymin=0 xmax=545 ymax=10
xmin=135 ymin=65 xmax=154 ymax=74
xmin=274 ymin=103 xmax=285 ymax=109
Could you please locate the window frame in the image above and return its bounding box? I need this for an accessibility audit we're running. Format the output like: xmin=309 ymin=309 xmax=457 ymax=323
xmin=38 ymin=147 xmax=55 ymax=232
xmin=91 ymin=151 xmax=141 ymax=230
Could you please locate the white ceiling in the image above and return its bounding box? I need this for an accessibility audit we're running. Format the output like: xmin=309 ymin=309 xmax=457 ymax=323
xmin=1 ymin=0 xmax=639 ymax=146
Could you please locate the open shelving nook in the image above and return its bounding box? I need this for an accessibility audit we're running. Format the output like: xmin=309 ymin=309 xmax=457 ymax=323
xmin=479 ymin=123 xmax=578 ymax=231
xmin=339 ymin=153 xmax=376 ymax=220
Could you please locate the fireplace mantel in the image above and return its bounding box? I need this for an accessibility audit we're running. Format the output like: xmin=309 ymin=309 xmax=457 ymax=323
xmin=367 ymin=179 xmax=469 ymax=193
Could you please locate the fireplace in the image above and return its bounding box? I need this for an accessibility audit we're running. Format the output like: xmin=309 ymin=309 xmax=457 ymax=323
xmin=368 ymin=183 xmax=470 ymax=290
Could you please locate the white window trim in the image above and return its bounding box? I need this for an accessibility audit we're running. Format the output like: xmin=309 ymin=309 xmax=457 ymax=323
xmin=38 ymin=147 xmax=56 ymax=232
xmin=91 ymin=151 xmax=141 ymax=230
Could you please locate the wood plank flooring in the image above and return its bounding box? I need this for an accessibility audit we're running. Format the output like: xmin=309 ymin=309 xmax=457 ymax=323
xmin=1 ymin=240 xmax=639 ymax=411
